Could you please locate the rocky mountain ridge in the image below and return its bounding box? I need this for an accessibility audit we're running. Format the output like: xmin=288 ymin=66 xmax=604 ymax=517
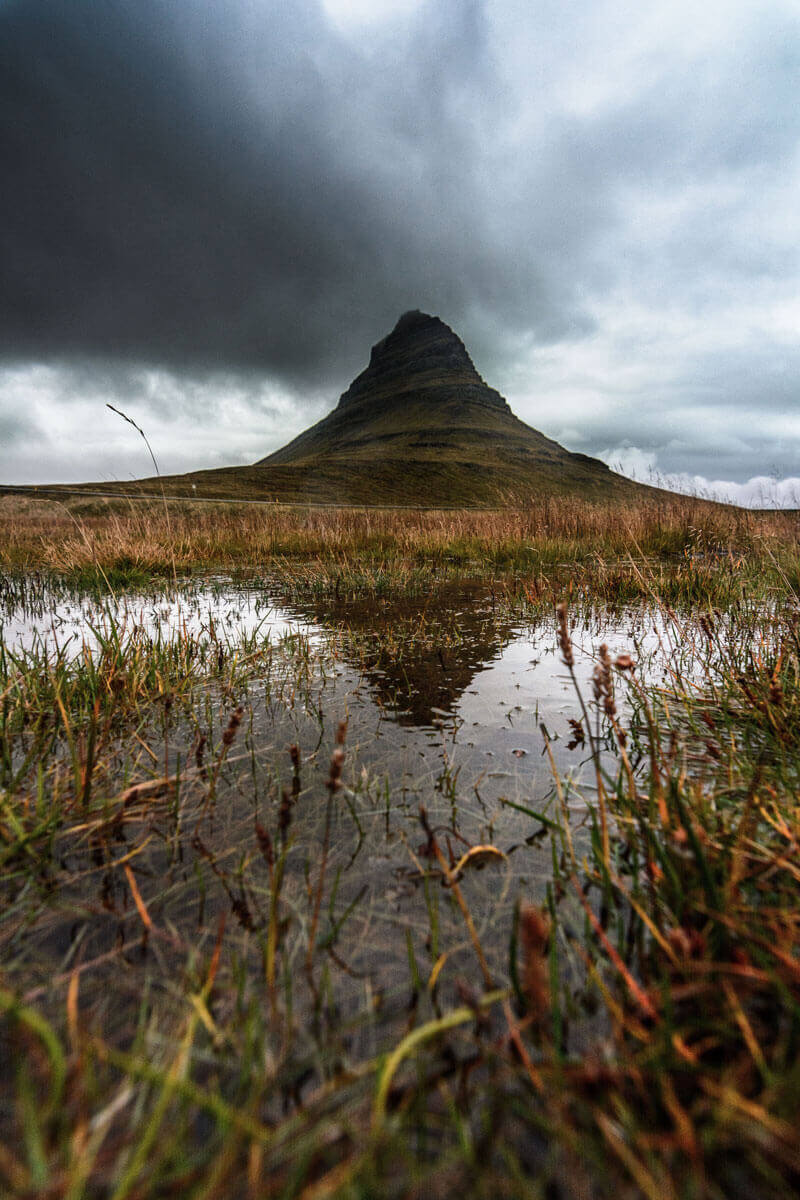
xmin=334 ymin=309 xmax=510 ymax=416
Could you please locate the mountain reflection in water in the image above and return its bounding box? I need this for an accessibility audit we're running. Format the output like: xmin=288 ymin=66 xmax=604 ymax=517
xmin=0 ymin=575 xmax=679 ymax=1087
xmin=272 ymin=580 xmax=522 ymax=728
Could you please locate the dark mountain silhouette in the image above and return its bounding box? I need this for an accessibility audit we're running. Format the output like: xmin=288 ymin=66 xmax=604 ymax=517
xmin=245 ymin=308 xmax=631 ymax=504
xmin=262 ymin=308 xmax=514 ymax=465
xmin=58 ymin=310 xmax=645 ymax=505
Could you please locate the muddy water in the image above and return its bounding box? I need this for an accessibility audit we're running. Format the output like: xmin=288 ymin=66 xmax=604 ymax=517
xmin=0 ymin=578 xmax=691 ymax=1060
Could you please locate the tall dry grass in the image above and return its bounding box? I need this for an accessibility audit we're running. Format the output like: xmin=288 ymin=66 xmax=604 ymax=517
xmin=1 ymin=493 xmax=797 ymax=576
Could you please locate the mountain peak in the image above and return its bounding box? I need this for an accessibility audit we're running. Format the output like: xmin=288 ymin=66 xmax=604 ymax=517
xmin=337 ymin=309 xmax=509 ymax=415
xmin=392 ymin=309 xmax=442 ymax=335
xmin=367 ymin=309 xmax=466 ymax=368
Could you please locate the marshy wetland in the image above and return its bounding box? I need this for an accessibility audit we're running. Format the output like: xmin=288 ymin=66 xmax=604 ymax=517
xmin=2 ymin=496 xmax=800 ymax=1198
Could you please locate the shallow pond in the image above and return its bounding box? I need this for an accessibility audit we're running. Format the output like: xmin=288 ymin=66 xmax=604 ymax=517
xmin=0 ymin=577 xmax=702 ymax=1067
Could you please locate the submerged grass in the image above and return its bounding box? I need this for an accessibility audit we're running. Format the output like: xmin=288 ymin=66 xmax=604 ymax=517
xmin=1 ymin=506 xmax=800 ymax=1196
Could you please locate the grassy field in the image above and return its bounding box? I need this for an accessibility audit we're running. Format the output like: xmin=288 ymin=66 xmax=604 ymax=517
xmin=1 ymin=495 xmax=800 ymax=1197
xmin=1 ymin=490 xmax=798 ymax=578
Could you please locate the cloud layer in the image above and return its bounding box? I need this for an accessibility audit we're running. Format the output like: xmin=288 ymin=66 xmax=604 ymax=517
xmin=1 ymin=0 xmax=798 ymax=495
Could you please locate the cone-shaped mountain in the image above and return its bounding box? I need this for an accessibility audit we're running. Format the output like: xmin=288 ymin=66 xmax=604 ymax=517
xmin=73 ymin=311 xmax=641 ymax=505
xmin=261 ymin=310 xmax=513 ymax=466
xmin=247 ymin=309 xmax=626 ymax=504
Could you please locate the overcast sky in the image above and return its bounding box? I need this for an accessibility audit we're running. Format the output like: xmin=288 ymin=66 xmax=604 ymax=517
xmin=1 ymin=0 xmax=798 ymax=504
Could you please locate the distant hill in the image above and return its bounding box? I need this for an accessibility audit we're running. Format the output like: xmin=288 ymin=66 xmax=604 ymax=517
xmin=46 ymin=311 xmax=649 ymax=506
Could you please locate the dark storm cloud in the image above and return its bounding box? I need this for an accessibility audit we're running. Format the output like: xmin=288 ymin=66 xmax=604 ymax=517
xmin=1 ymin=0 xmax=799 ymax=493
xmin=0 ymin=0 xmax=570 ymax=384
xmin=41 ymin=359 xmax=306 ymax=423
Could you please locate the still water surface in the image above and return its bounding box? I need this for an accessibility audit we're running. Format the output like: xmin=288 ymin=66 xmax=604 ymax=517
xmin=0 ymin=577 xmax=696 ymax=1057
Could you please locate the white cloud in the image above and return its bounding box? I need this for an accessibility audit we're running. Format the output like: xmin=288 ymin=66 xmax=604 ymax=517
xmin=603 ymin=446 xmax=800 ymax=508
xmin=321 ymin=0 xmax=426 ymax=31
xmin=0 ymin=365 xmax=322 ymax=485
